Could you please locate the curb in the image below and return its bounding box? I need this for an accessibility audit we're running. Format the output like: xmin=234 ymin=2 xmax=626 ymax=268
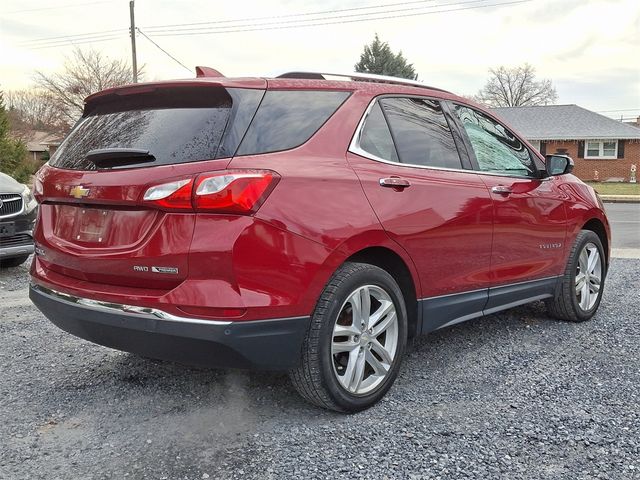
xmin=612 ymin=249 xmax=640 ymax=259
xmin=600 ymin=195 xmax=640 ymax=203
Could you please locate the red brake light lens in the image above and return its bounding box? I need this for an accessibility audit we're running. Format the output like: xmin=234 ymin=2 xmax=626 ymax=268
xmin=142 ymin=170 xmax=279 ymax=214
xmin=194 ymin=170 xmax=279 ymax=214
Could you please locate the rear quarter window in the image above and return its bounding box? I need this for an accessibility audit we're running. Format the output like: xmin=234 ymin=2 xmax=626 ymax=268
xmin=236 ymin=90 xmax=350 ymax=156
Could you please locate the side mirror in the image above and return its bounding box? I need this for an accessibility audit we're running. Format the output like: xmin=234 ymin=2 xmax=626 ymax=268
xmin=545 ymin=154 xmax=574 ymax=176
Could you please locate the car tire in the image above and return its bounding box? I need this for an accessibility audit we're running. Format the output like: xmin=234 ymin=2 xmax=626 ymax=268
xmin=0 ymin=255 xmax=30 ymax=269
xmin=546 ymin=230 xmax=606 ymax=322
xmin=289 ymin=262 xmax=407 ymax=413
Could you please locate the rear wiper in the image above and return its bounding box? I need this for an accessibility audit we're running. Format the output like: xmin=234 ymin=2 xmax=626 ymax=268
xmin=86 ymin=148 xmax=156 ymax=169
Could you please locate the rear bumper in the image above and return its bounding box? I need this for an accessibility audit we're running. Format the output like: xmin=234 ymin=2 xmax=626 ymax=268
xmin=30 ymin=283 xmax=310 ymax=370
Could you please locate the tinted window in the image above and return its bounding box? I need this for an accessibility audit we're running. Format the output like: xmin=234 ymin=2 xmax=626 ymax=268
xmin=237 ymin=90 xmax=350 ymax=155
xmin=454 ymin=105 xmax=537 ymax=177
xmin=358 ymin=102 xmax=398 ymax=162
xmin=379 ymin=98 xmax=462 ymax=169
xmin=50 ymin=88 xmax=234 ymax=170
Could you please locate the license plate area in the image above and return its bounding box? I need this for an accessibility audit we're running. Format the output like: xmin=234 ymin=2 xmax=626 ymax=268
xmin=72 ymin=208 xmax=113 ymax=245
xmin=0 ymin=222 xmax=16 ymax=238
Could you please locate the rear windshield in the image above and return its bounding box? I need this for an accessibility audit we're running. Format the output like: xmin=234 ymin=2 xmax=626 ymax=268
xmin=50 ymin=87 xmax=261 ymax=170
xmin=236 ymin=90 xmax=350 ymax=156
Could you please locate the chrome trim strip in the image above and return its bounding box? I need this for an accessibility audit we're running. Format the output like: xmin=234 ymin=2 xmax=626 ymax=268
xmin=418 ymin=286 xmax=487 ymax=302
xmin=30 ymin=282 xmax=233 ymax=326
xmin=437 ymin=311 xmax=485 ymax=330
xmin=347 ymin=96 xmax=551 ymax=181
xmin=482 ymin=293 xmax=553 ymax=316
xmin=0 ymin=194 xmax=25 ymax=220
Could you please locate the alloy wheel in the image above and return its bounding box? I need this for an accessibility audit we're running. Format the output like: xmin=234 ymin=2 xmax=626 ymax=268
xmin=575 ymin=242 xmax=602 ymax=311
xmin=331 ymin=285 xmax=399 ymax=395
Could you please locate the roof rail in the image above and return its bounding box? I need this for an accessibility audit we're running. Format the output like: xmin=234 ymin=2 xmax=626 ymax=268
xmin=276 ymin=71 xmax=451 ymax=93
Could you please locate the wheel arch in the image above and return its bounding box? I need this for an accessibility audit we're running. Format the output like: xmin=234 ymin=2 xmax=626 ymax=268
xmin=299 ymin=230 xmax=421 ymax=338
xmin=346 ymin=246 xmax=420 ymax=339
xmin=582 ymin=217 xmax=610 ymax=268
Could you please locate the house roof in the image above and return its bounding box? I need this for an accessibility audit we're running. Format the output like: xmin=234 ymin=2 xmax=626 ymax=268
xmin=491 ymin=104 xmax=640 ymax=141
xmin=24 ymin=131 xmax=62 ymax=152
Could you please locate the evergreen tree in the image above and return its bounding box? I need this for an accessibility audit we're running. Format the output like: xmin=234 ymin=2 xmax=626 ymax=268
xmin=0 ymin=92 xmax=29 ymax=182
xmin=354 ymin=34 xmax=417 ymax=80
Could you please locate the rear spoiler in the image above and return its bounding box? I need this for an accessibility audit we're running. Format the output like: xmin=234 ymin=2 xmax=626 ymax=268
xmin=84 ymin=75 xmax=266 ymax=105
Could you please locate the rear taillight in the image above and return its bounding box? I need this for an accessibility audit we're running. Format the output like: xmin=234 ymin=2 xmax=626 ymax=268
xmin=141 ymin=170 xmax=279 ymax=214
xmin=194 ymin=171 xmax=278 ymax=214
xmin=142 ymin=178 xmax=193 ymax=210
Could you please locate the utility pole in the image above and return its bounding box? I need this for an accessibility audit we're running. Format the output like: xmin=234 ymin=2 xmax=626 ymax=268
xmin=129 ymin=0 xmax=138 ymax=83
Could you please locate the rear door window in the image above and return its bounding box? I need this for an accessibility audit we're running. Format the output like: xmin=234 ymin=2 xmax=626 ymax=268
xmin=379 ymin=98 xmax=463 ymax=169
xmin=237 ymin=90 xmax=350 ymax=155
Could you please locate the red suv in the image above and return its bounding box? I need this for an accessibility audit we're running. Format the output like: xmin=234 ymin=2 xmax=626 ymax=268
xmin=30 ymin=69 xmax=610 ymax=412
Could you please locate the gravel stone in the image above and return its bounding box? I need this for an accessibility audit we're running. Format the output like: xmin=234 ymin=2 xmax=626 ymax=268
xmin=0 ymin=258 xmax=638 ymax=479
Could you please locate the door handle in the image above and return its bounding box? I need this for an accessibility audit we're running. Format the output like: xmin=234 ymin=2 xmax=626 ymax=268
xmin=379 ymin=177 xmax=411 ymax=189
xmin=491 ymin=185 xmax=513 ymax=195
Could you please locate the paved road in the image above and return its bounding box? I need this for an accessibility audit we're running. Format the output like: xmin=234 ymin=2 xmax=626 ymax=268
xmin=605 ymin=202 xmax=640 ymax=250
xmin=1 ymin=258 xmax=639 ymax=479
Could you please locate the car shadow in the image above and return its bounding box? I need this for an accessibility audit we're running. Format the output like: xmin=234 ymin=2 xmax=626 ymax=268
xmin=99 ymin=300 xmax=558 ymax=416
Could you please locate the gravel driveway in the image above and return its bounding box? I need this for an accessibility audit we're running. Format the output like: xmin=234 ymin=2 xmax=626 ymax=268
xmin=1 ymin=257 xmax=638 ymax=480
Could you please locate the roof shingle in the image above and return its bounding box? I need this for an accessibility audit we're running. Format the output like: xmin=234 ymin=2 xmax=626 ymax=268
xmin=490 ymin=104 xmax=640 ymax=140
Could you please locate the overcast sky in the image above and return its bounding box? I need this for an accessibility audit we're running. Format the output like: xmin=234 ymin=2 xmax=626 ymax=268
xmin=1 ymin=0 xmax=639 ymax=119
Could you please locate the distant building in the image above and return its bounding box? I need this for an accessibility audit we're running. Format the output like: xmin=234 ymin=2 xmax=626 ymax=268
xmin=491 ymin=105 xmax=640 ymax=182
xmin=24 ymin=131 xmax=62 ymax=162
xmin=623 ymin=116 xmax=640 ymax=129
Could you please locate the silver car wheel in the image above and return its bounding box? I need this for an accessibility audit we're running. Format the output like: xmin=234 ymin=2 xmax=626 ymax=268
xmin=575 ymin=242 xmax=602 ymax=311
xmin=331 ymin=285 xmax=399 ymax=395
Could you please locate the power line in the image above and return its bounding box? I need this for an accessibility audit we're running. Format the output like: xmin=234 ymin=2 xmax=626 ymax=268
xmin=597 ymin=108 xmax=640 ymax=113
xmin=20 ymin=0 xmax=440 ymax=46
xmin=28 ymin=34 xmax=125 ymax=50
xmin=21 ymin=29 xmax=127 ymax=47
xmin=144 ymin=0 xmax=516 ymax=36
xmin=143 ymin=0 xmax=439 ymax=30
xmin=142 ymin=0 xmax=533 ymax=37
xmin=145 ymin=0 xmax=483 ymax=34
xmin=19 ymin=0 xmax=532 ymax=49
xmin=5 ymin=0 xmax=109 ymax=15
xmin=136 ymin=28 xmax=191 ymax=73
xmin=147 ymin=0 xmax=533 ymax=37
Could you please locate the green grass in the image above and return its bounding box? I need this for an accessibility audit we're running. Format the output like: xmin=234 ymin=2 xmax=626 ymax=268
xmin=585 ymin=182 xmax=640 ymax=196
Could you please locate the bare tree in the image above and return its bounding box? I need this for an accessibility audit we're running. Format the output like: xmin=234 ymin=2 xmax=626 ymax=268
xmin=34 ymin=48 xmax=139 ymax=123
xmin=5 ymin=89 xmax=69 ymax=135
xmin=475 ymin=64 xmax=558 ymax=107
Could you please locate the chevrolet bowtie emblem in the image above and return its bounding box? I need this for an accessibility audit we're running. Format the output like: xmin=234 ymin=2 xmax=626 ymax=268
xmin=69 ymin=185 xmax=90 ymax=199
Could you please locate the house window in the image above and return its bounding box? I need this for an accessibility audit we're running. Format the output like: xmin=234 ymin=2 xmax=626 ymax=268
xmin=585 ymin=140 xmax=618 ymax=159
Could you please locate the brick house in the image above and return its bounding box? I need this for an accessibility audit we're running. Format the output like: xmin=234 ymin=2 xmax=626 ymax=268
xmin=491 ymin=105 xmax=640 ymax=182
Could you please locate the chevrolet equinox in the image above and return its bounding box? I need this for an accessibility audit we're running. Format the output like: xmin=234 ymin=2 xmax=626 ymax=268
xmin=29 ymin=69 xmax=610 ymax=412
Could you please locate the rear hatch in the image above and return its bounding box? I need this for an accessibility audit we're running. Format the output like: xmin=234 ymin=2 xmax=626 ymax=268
xmin=34 ymin=81 xmax=265 ymax=290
